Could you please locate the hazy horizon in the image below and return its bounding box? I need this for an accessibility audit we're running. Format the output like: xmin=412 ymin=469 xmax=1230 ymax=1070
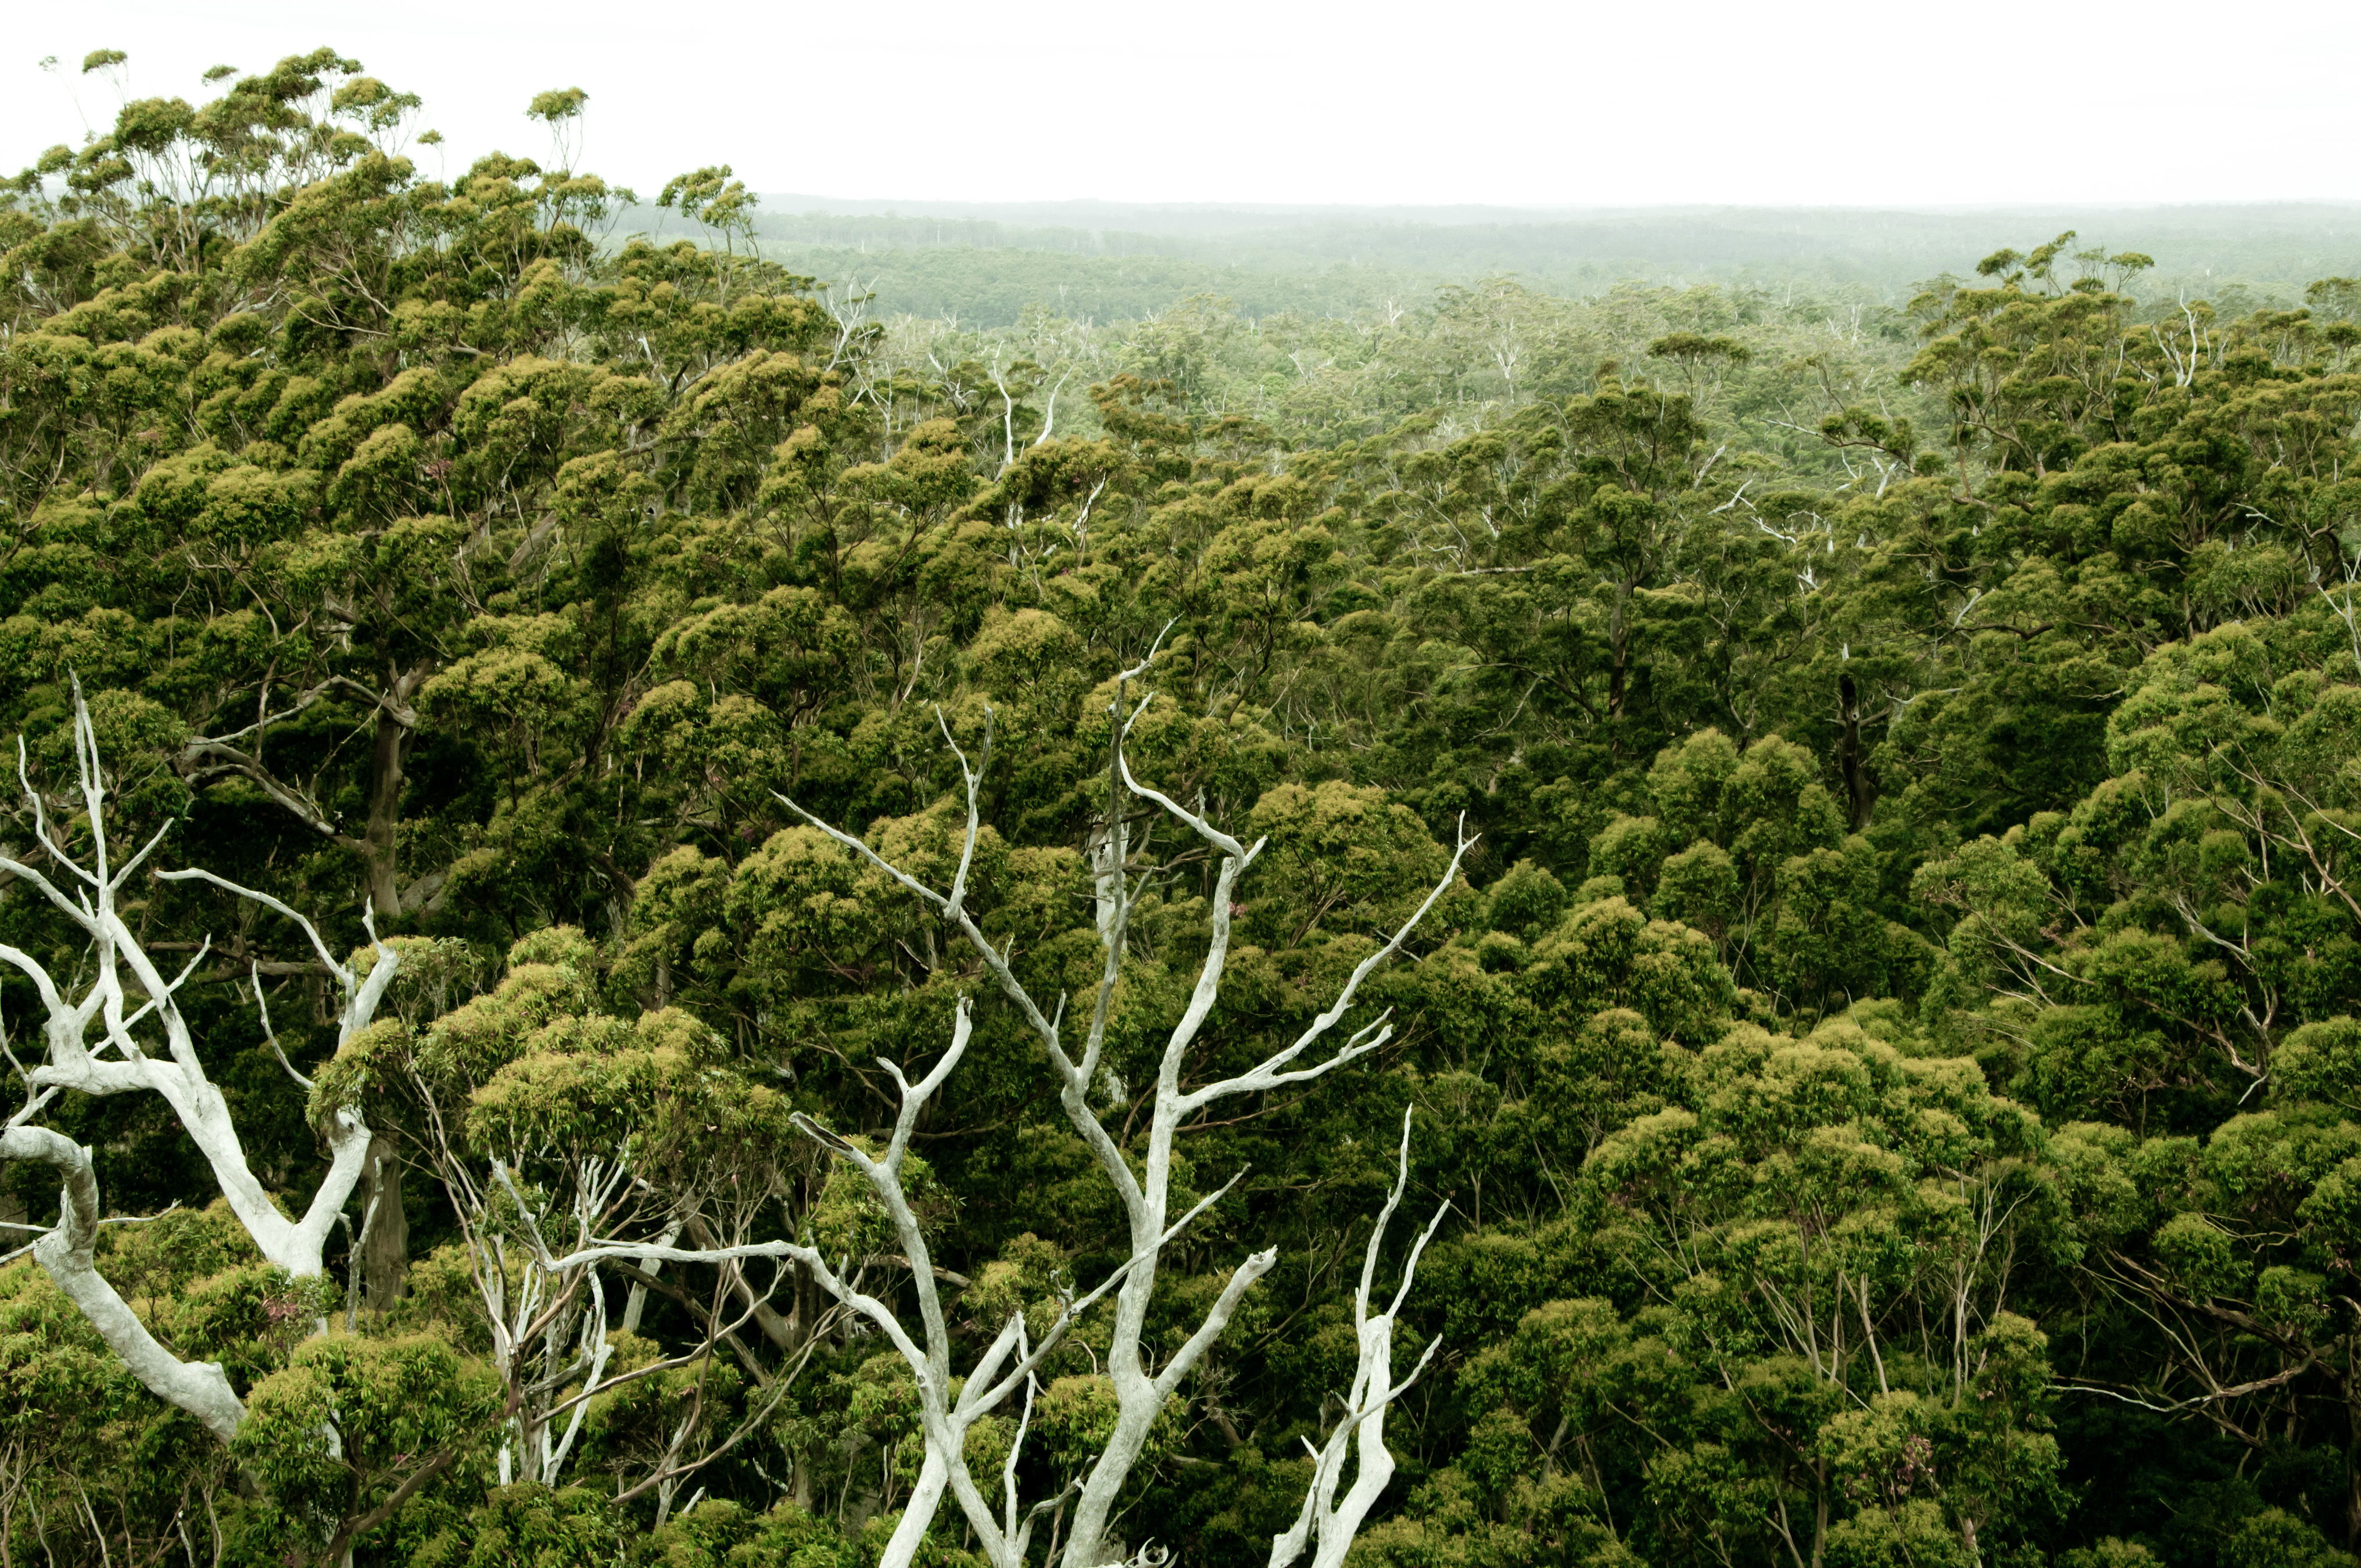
xmin=10 ymin=0 xmax=2358 ymax=207
xmin=757 ymin=196 xmax=2361 ymax=221
xmin=614 ymin=196 xmax=2361 ymax=324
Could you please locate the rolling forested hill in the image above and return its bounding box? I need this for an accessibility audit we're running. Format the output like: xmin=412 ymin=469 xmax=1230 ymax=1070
xmin=8 ymin=47 xmax=2361 ymax=1568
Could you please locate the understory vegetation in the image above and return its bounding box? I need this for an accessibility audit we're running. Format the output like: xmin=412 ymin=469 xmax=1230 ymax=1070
xmin=10 ymin=46 xmax=2361 ymax=1568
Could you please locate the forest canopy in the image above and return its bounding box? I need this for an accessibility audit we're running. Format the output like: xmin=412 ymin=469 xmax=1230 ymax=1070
xmin=8 ymin=45 xmax=2361 ymax=1568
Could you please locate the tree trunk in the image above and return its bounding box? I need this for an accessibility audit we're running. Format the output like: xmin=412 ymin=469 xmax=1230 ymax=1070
xmin=356 ymin=1136 xmax=408 ymax=1311
xmin=877 ymin=1448 xmax=950 ymax=1568
xmin=360 ymin=670 xmax=424 ymax=923
xmin=1836 ymin=672 xmax=1877 ymax=831
xmin=1087 ymin=815 xmax=1127 ymax=951
xmin=2 ymin=1127 xmax=246 ymax=1440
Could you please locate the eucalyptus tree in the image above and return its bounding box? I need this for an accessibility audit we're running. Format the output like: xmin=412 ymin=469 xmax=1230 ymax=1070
xmin=1 ymin=46 xmax=847 ymax=939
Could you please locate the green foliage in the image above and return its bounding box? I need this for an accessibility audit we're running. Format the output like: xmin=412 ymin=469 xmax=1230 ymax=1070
xmin=9 ymin=50 xmax=2361 ymax=1568
xmin=236 ymin=1331 xmax=504 ymax=1559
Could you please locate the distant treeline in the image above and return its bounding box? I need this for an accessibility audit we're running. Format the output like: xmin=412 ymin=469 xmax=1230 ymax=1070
xmin=606 ymin=199 xmax=2361 ymax=324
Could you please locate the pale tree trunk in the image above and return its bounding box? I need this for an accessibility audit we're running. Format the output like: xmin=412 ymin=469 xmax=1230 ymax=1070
xmin=1087 ymin=812 xmax=1126 ymax=949
xmin=882 ymin=1447 xmax=951 ymax=1566
xmin=620 ymin=1220 xmax=682 ymax=1334
xmin=723 ymin=665 xmax=1471 ymax=1566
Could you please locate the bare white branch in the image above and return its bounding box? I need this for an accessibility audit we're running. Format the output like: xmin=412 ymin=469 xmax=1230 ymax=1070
xmin=0 ymin=682 xmax=405 ymax=1449
xmin=1270 ymin=1108 xmax=1450 ymax=1568
xmin=0 ymin=1125 xmax=246 ymax=1440
xmin=761 ymin=690 xmax=1468 ymax=1568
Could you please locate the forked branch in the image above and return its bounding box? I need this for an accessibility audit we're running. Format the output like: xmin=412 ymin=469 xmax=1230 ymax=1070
xmin=1270 ymin=1107 xmax=1449 ymax=1568
xmin=768 ymin=684 xmax=1471 ymax=1568
xmin=0 ymin=681 xmax=403 ymax=1448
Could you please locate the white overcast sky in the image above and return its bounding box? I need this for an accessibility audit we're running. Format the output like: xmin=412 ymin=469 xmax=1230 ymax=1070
xmin=5 ymin=0 xmax=2355 ymax=210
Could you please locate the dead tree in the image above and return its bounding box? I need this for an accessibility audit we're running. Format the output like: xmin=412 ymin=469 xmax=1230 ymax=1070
xmin=0 ymin=684 xmax=401 ymax=1439
xmin=565 ymin=656 xmax=1472 ymax=1567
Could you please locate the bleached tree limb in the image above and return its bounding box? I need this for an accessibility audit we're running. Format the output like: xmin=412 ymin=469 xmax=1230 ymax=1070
xmin=761 ymin=674 xmax=1473 ymax=1567
xmin=554 ymin=995 xmax=1256 ymax=1568
xmin=0 ymin=1125 xmax=246 ymax=1440
xmin=1270 ymin=1107 xmax=1449 ymax=1568
xmin=0 ymin=679 xmax=404 ymax=1446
